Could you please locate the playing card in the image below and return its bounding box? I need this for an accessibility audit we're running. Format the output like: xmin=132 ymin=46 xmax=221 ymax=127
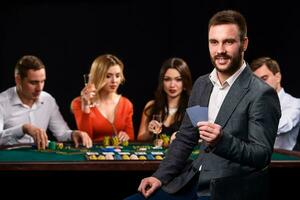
xmin=186 ymin=105 xmax=208 ymax=127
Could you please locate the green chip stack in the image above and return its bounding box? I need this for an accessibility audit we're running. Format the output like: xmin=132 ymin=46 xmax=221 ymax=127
xmin=48 ymin=141 xmax=56 ymax=150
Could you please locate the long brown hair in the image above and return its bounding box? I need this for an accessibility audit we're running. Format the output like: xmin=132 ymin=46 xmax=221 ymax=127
xmin=145 ymin=57 xmax=192 ymax=124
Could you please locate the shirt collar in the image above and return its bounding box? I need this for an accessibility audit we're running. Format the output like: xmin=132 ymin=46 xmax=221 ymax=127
xmin=209 ymin=61 xmax=247 ymax=88
xmin=278 ymin=88 xmax=285 ymax=99
xmin=11 ymin=87 xmax=23 ymax=106
xmin=11 ymin=86 xmax=43 ymax=107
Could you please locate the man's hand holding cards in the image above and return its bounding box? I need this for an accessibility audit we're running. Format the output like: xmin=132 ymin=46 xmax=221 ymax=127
xmin=186 ymin=105 xmax=208 ymax=127
xmin=186 ymin=105 xmax=222 ymax=148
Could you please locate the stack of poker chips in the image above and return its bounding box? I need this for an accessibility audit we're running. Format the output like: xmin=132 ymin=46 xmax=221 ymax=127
xmin=47 ymin=141 xmax=64 ymax=150
xmin=48 ymin=141 xmax=56 ymax=150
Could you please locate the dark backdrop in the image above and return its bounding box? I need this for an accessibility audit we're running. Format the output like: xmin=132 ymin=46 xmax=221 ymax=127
xmin=1 ymin=0 xmax=299 ymax=138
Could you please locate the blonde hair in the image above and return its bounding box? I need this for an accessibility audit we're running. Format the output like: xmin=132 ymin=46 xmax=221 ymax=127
xmin=89 ymin=54 xmax=125 ymax=93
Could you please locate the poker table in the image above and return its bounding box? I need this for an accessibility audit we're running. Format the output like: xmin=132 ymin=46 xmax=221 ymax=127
xmin=0 ymin=143 xmax=299 ymax=199
xmin=0 ymin=142 xmax=299 ymax=171
xmin=0 ymin=142 xmax=186 ymax=171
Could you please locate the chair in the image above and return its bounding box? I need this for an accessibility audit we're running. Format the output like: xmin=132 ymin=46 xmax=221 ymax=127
xmin=210 ymin=168 xmax=269 ymax=200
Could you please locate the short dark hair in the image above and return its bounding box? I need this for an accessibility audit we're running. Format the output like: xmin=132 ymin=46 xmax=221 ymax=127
xmin=250 ymin=57 xmax=281 ymax=75
xmin=209 ymin=10 xmax=247 ymax=41
xmin=15 ymin=55 xmax=45 ymax=79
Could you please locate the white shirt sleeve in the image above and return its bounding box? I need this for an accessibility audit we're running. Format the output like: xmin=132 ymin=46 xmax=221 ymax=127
xmin=47 ymin=99 xmax=73 ymax=141
xmin=0 ymin=92 xmax=25 ymax=145
xmin=277 ymin=89 xmax=300 ymax=134
xmin=0 ymin=87 xmax=73 ymax=145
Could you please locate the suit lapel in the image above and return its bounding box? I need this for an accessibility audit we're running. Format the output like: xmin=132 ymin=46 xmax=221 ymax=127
xmin=200 ymin=78 xmax=213 ymax=107
xmin=214 ymin=66 xmax=252 ymax=127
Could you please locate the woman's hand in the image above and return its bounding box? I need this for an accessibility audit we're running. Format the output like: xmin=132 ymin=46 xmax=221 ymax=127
xmin=80 ymin=83 xmax=96 ymax=113
xmin=118 ymin=131 xmax=130 ymax=142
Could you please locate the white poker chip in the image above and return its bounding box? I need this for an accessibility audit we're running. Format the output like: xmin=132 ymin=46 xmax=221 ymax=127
xmin=86 ymin=152 xmax=99 ymax=156
xmin=151 ymin=151 xmax=164 ymax=155
xmin=102 ymin=152 xmax=115 ymax=155
xmin=152 ymin=146 xmax=163 ymax=150
xmin=138 ymin=147 xmax=147 ymax=151
xmin=119 ymin=152 xmax=130 ymax=155
xmin=134 ymin=152 xmax=147 ymax=155
xmin=130 ymin=154 xmax=139 ymax=160
xmin=114 ymin=149 xmax=121 ymax=153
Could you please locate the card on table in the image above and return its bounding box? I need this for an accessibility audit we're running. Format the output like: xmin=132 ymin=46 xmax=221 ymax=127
xmin=186 ymin=105 xmax=208 ymax=127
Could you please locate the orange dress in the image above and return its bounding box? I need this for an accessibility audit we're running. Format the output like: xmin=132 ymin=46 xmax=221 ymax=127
xmin=71 ymin=96 xmax=134 ymax=142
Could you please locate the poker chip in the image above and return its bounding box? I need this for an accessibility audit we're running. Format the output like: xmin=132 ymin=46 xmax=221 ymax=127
xmin=129 ymin=154 xmax=139 ymax=160
xmin=48 ymin=141 xmax=56 ymax=150
xmin=139 ymin=155 xmax=147 ymax=160
xmin=114 ymin=148 xmax=121 ymax=153
xmin=138 ymin=147 xmax=147 ymax=151
xmin=84 ymin=144 xmax=167 ymax=161
xmin=86 ymin=152 xmax=99 ymax=156
xmin=97 ymin=155 xmax=106 ymax=160
xmin=155 ymin=155 xmax=163 ymax=160
xmin=152 ymin=146 xmax=163 ymax=150
xmin=102 ymin=147 xmax=115 ymax=152
xmin=56 ymin=142 xmax=64 ymax=150
xmin=102 ymin=152 xmax=115 ymax=155
xmin=151 ymin=151 xmax=164 ymax=155
xmin=114 ymin=154 xmax=122 ymax=160
xmin=105 ymin=154 xmax=114 ymax=160
xmin=122 ymin=154 xmax=130 ymax=160
xmin=147 ymin=154 xmax=155 ymax=160
xmin=134 ymin=152 xmax=147 ymax=155
xmin=89 ymin=155 xmax=98 ymax=160
xmin=119 ymin=152 xmax=130 ymax=155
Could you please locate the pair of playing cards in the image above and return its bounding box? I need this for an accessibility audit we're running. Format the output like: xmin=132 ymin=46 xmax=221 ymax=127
xmin=186 ymin=105 xmax=208 ymax=127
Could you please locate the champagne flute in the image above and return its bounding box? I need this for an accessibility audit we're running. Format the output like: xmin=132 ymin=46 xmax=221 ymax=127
xmin=83 ymin=74 xmax=96 ymax=107
xmin=83 ymin=74 xmax=89 ymax=86
xmin=150 ymin=114 xmax=163 ymax=147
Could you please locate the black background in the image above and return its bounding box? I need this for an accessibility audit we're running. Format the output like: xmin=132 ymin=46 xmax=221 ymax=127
xmin=1 ymin=0 xmax=299 ymax=138
xmin=1 ymin=1 xmax=300 ymax=199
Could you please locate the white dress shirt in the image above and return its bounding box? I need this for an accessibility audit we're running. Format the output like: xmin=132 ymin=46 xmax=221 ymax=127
xmin=274 ymin=88 xmax=300 ymax=150
xmin=208 ymin=62 xmax=247 ymax=122
xmin=0 ymin=87 xmax=73 ymax=145
xmin=197 ymin=62 xmax=247 ymax=171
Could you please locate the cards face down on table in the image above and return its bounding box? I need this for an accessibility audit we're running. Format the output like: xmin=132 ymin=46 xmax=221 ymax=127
xmin=186 ymin=105 xmax=208 ymax=127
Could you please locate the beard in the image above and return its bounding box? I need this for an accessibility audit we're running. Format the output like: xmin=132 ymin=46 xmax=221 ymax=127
xmin=210 ymin=46 xmax=244 ymax=76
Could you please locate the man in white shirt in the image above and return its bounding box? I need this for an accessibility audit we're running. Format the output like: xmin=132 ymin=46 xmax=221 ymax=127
xmin=251 ymin=57 xmax=300 ymax=150
xmin=0 ymin=55 xmax=92 ymax=149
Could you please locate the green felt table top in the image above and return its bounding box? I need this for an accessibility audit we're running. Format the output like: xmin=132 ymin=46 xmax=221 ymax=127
xmin=0 ymin=143 xmax=166 ymax=162
xmin=0 ymin=143 xmax=299 ymax=162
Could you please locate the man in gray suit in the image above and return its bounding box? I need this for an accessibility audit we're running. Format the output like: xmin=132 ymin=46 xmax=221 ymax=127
xmin=125 ymin=10 xmax=281 ymax=200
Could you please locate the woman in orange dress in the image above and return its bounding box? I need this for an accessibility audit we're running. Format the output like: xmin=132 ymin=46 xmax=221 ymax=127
xmin=71 ymin=54 xmax=134 ymax=143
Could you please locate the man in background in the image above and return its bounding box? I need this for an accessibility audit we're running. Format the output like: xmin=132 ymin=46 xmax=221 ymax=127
xmin=0 ymin=55 xmax=92 ymax=149
xmin=251 ymin=57 xmax=300 ymax=150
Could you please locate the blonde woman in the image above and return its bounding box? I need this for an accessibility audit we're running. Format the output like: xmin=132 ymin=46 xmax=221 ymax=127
xmin=71 ymin=54 xmax=134 ymax=142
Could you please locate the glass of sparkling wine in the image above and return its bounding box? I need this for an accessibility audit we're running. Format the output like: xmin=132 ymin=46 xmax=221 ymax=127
xmin=83 ymin=74 xmax=96 ymax=107
xmin=83 ymin=74 xmax=89 ymax=86
xmin=150 ymin=114 xmax=163 ymax=147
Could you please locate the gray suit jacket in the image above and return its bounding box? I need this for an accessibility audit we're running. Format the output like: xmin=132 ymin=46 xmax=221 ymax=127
xmin=153 ymin=65 xmax=281 ymax=195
